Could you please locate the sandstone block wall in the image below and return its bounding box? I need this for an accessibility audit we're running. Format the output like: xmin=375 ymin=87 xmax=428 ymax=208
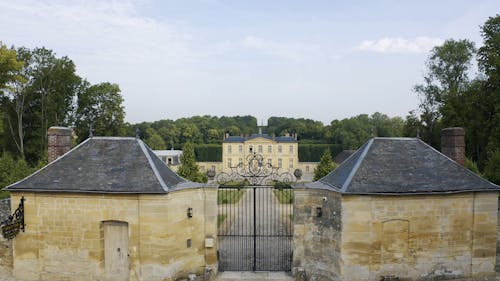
xmin=293 ymin=188 xmax=342 ymax=281
xmin=10 ymin=188 xmax=217 ymax=281
xmin=341 ymin=192 xmax=498 ymax=281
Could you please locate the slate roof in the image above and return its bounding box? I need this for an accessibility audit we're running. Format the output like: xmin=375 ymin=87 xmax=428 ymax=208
xmin=223 ymin=134 xmax=297 ymax=143
xmin=305 ymin=137 xmax=500 ymax=195
xmin=5 ymin=137 xmax=201 ymax=194
xmin=333 ymin=150 xmax=356 ymax=164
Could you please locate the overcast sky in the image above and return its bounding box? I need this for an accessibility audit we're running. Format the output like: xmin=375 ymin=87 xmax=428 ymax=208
xmin=1 ymin=0 xmax=498 ymax=125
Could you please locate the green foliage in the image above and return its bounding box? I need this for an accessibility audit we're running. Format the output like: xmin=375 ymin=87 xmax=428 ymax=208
xmin=464 ymin=157 xmax=482 ymax=176
xmin=0 ymin=152 xmax=36 ymax=196
xmin=177 ymin=142 xmax=207 ymax=183
xmin=0 ymin=44 xmax=24 ymax=90
xmin=194 ymin=144 xmax=222 ymax=161
xmin=325 ymin=113 xmax=404 ymax=149
xmin=298 ymin=144 xmax=342 ymax=162
xmin=144 ymin=128 xmax=166 ymax=150
xmin=217 ymin=189 xmax=246 ymax=204
xmin=273 ymin=188 xmax=293 ymax=204
xmin=313 ymin=149 xmax=338 ymax=181
xmin=75 ymin=82 xmax=126 ymax=142
xmin=484 ymin=150 xmax=500 ymax=184
xmin=413 ymin=39 xmax=476 ymax=148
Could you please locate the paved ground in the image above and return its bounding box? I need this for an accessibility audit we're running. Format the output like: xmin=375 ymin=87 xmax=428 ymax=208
xmin=218 ymin=187 xmax=293 ymax=271
xmin=215 ymin=271 xmax=294 ymax=281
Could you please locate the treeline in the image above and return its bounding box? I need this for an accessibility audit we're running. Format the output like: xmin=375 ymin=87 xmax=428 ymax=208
xmin=136 ymin=113 xmax=404 ymax=149
xmin=0 ymin=44 xmax=127 ymax=195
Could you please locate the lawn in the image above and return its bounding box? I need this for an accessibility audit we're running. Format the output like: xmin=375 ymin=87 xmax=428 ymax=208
xmin=273 ymin=189 xmax=293 ymax=204
xmin=217 ymin=189 xmax=246 ymax=204
xmin=217 ymin=214 xmax=227 ymax=227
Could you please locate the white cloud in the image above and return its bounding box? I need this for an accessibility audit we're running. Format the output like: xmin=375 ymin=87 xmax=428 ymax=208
xmin=0 ymin=0 xmax=192 ymax=66
xmin=357 ymin=37 xmax=444 ymax=54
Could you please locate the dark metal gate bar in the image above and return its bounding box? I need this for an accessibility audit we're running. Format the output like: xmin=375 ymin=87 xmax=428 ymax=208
xmin=217 ymin=185 xmax=293 ymax=271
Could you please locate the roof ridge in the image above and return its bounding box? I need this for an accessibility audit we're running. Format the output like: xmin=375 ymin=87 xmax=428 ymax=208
xmin=138 ymin=139 xmax=169 ymax=192
xmin=341 ymin=138 xmax=374 ymax=192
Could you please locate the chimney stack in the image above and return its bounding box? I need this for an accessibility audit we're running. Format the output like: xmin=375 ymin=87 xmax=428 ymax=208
xmin=441 ymin=127 xmax=465 ymax=166
xmin=48 ymin=126 xmax=72 ymax=163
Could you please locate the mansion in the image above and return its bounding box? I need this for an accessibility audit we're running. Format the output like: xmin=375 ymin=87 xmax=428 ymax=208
xmin=154 ymin=131 xmax=318 ymax=182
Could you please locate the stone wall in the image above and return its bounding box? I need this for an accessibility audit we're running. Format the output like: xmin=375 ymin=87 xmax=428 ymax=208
xmin=341 ymin=192 xmax=498 ymax=280
xmin=0 ymin=198 xmax=11 ymax=222
xmin=10 ymin=187 xmax=218 ymax=281
xmin=0 ymin=198 xmax=13 ymax=268
xmin=293 ymin=188 xmax=342 ymax=281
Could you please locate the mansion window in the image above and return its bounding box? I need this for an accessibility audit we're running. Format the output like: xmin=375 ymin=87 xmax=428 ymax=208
xmin=268 ymin=145 xmax=272 ymax=153
xmin=228 ymin=158 xmax=232 ymax=168
xmin=306 ymin=166 xmax=310 ymax=172
xmin=258 ymin=145 xmax=263 ymax=153
xmin=278 ymin=158 xmax=282 ymax=168
xmin=239 ymin=158 xmax=243 ymax=166
xmin=228 ymin=145 xmax=232 ymax=154
xmin=239 ymin=145 xmax=243 ymax=153
xmin=289 ymin=145 xmax=293 ymax=153
xmin=278 ymin=145 xmax=282 ymax=153
xmin=267 ymin=158 xmax=272 ymax=166
xmin=289 ymin=159 xmax=293 ymax=168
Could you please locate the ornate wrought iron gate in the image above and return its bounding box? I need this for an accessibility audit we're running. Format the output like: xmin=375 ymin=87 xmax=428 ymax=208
xmin=217 ymin=185 xmax=293 ymax=271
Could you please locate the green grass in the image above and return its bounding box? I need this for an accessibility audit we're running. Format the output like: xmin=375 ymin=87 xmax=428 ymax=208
xmin=273 ymin=189 xmax=293 ymax=204
xmin=0 ymin=190 xmax=10 ymax=199
xmin=218 ymin=189 xmax=246 ymax=204
xmin=217 ymin=214 xmax=227 ymax=227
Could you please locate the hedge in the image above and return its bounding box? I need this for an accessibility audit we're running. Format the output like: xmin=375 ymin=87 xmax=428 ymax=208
xmin=194 ymin=144 xmax=222 ymax=161
xmin=192 ymin=143 xmax=342 ymax=162
xmin=298 ymin=144 xmax=343 ymax=162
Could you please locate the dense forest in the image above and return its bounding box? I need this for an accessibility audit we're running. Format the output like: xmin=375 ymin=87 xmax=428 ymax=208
xmin=0 ymin=14 xmax=498 ymax=190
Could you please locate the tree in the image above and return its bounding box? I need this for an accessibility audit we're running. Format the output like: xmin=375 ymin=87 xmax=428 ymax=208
xmin=1 ymin=47 xmax=81 ymax=163
xmin=484 ymin=150 xmax=500 ymax=184
xmin=177 ymin=142 xmax=207 ymax=183
xmin=0 ymin=43 xmax=24 ymax=90
xmin=414 ymin=39 xmax=476 ymax=148
xmin=313 ymin=149 xmax=338 ymax=181
xmin=75 ymin=82 xmax=126 ymax=142
xmin=144 ymin=128 xmax=166 ymax=150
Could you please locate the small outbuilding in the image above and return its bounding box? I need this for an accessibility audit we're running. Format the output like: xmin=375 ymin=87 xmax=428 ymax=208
xmin=293 ymin=134 xmax=500 ymax=280
xmin=4 ymin=127 xmax=217 ymax=281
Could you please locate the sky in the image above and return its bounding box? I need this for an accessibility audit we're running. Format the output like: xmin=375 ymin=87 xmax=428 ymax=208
xmin=0 ymin=0 xmax=498 ymax=125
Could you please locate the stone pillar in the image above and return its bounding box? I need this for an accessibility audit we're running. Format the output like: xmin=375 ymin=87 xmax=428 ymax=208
xmin=48 ymin=126 xmax=72 ymax=163
xmin=441 ymin=127 xmax=465 ymax=166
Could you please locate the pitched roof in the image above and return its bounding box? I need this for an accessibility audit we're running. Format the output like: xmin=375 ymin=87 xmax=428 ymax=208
xmin=305 ymin=138 xmax=500 ymax=195
xmin=333 ymin=150 xmax=356 ymax=164
xmin=5 ymin=137 xmax=201 ymax=194
xmin=223 ymin=134 xmax=297 ymax=143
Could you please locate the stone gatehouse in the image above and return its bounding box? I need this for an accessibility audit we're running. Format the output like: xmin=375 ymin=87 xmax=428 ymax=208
xmin=2 ymin=127 xmax=500 ymax=281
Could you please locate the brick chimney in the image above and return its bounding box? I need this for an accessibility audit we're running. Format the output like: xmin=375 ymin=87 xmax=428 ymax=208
xmin=48 ymin=126 xmax=72 ymax=163
xmin=441 ymin=127 xmax=465 ymax=166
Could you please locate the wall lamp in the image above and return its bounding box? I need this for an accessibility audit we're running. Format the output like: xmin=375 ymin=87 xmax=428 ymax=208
xmin=316 ymin=207 xmax=322 ymax=218
xmin=187 ymin=207 xmax=193 ymax=218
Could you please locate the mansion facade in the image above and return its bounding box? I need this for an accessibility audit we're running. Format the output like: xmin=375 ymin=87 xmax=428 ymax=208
xmin=155 ymin=132 xmax=318 ymax=182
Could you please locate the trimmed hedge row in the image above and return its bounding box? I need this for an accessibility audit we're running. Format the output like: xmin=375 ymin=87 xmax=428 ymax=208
xmin=298 ymin=144 xmax=343 ymax=162
xmin=193 ymin=144 xmax=343 ymax=162
xmin=194 ymin=144 xmax=223 ymax=161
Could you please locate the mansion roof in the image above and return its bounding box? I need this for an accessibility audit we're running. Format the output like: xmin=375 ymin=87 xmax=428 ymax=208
xmin=5 ymin=137 xmax=201 ymax=194
xmin=305 ymin=137 xmax=500 ymax=195
xmin=224 ymin=134 xmax=297 ymax=143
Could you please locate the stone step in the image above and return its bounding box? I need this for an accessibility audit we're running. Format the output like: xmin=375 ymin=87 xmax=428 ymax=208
xmin=216 ymin=271 xmax=294 ymax=281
